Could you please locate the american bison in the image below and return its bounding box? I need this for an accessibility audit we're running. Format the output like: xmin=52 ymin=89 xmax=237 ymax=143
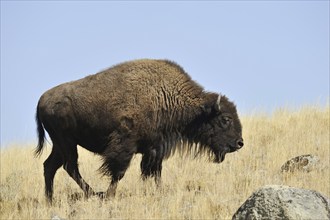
xmin=35 ymin=59 xmax=244 ymax=202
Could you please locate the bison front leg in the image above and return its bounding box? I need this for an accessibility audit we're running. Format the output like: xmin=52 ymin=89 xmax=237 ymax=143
xmin=141 ymin=149 xmax=156 ymax=179
xmin=140 ymin=149 xmax=163 ymax=187
xmin=153 ymin=159 xmax=163 ymax=187
xmin=104 ymin=153 xmax=134 ymax=198
xmin=100 ymin=136 xmax=136 ymax=199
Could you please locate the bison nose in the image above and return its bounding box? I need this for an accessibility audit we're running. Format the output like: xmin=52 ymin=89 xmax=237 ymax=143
xmin=237 ymin=139 xmax=244 ymax=148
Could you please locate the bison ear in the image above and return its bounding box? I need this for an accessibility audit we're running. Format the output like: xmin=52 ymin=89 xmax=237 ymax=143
xmin=201 ymin=93 xmax=222 ymax=114
xmin=200 ymin=104 xmax=212 ymax=114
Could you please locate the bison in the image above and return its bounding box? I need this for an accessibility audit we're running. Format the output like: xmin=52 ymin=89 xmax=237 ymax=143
xmin=35 ymin=59 xmax=244 ymax=203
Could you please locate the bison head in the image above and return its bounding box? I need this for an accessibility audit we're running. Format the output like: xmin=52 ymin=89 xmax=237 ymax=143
xmin=195 ymin=94 xmax=243 ymax=163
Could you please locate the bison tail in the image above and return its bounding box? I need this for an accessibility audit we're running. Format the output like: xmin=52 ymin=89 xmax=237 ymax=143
xmin=35 ymin=105 xmax=45 ymax=157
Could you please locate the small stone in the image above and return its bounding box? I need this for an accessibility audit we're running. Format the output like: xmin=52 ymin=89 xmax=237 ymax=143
xmin=281 ymin=154 xmax=320 ymax=173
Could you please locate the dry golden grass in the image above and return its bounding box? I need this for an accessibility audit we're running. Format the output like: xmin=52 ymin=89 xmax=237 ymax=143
xmin=1 ymin=105 xmax=329 ymax=219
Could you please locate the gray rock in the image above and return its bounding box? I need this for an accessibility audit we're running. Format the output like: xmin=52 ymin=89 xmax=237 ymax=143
xmin=232 ymin=185 xmax=330 ymax=220
xmin=51 ymin=214 xmax=65 ymax=220
xmin=281 ymin=154 xmax=320 ymax=173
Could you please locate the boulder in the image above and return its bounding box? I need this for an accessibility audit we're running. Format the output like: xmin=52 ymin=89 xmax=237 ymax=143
xmin=232 ymin=185 xmax=330 ymax=220
xmin=281 ymin=154 xmax=319 ymax=173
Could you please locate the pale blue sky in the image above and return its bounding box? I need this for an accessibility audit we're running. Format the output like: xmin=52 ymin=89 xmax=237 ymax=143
xmin=1 ymin=1 xmax=329 ymax=146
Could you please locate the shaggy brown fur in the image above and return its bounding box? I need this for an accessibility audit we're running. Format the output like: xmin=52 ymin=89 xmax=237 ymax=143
xmin=35 ymin=59 xmax=243 ymax=202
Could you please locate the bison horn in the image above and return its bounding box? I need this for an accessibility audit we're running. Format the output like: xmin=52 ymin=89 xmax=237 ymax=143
xmin=216 ymin=94 xmax=222 ymax=111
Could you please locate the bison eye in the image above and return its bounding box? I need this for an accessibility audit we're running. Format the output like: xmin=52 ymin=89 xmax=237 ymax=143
xmin=221 ymin=116 xmax=232 ymax=128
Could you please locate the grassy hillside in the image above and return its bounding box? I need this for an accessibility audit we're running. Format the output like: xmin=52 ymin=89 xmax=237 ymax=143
xmin=1 ymin=105 xmax=329 ymax=219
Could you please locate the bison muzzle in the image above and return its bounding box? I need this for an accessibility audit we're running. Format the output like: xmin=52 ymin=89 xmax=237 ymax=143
xmin=35 ymin=59 xmax=243 ymax=203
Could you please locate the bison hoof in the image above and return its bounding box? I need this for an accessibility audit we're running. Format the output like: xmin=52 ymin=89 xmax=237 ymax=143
xmin=69 ymin=191 xmax=97 ymax=202
xmin=69 ymin=192 xmax=84 ymax=201
xmin=93 ymin=192 xmax=108 ymax=200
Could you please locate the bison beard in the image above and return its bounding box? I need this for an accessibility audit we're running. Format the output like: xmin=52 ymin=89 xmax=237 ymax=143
xmin=35 ymin=59 xmax=243 ymax=202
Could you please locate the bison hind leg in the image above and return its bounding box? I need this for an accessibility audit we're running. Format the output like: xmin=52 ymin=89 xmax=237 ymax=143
xmin=61 ymin=143 xmax=95 ymax=198
xmin=43 ymin=148 xmax=63 ymax=204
